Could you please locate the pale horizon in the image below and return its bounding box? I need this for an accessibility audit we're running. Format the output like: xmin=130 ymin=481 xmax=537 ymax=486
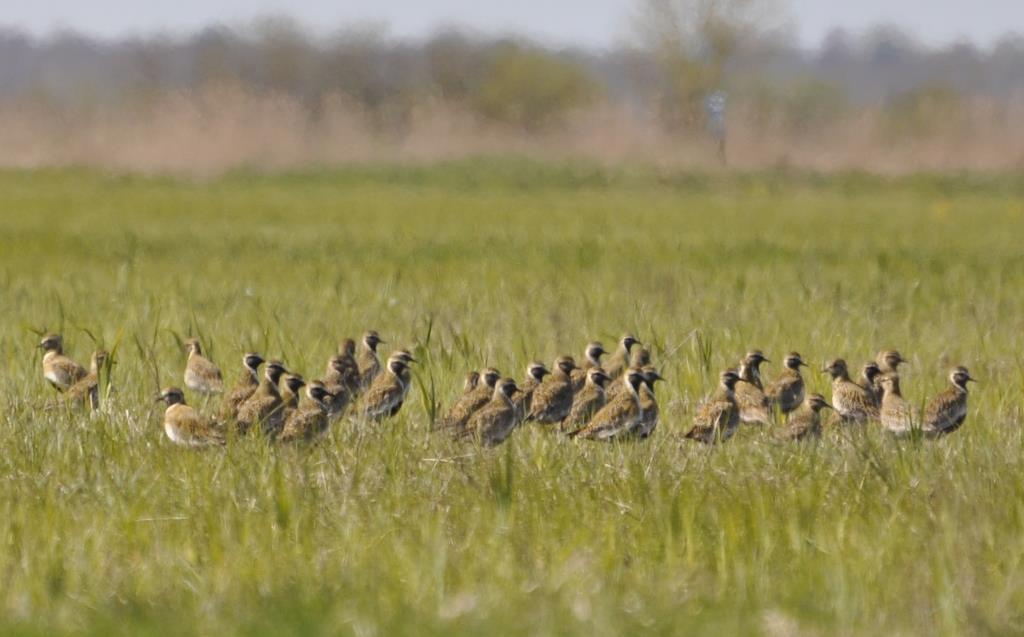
xmin=2 ymin=0 xmax=1022 ymax=50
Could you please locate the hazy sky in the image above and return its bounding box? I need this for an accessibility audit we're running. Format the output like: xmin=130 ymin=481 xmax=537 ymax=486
xmin=4 ymin=0 xmax=1023 ymax=48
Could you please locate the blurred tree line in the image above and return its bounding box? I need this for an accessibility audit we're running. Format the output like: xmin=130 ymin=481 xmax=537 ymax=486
xmin=0 ymin=6 xmax=1023 ymax=140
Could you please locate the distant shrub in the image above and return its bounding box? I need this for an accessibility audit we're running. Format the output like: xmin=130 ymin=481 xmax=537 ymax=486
xmin=744 ymin=79 xmax=848 ymax=136
xmin=473 ymin=46 xmax=599 ymax=131
xmin=884 ymin=84 xmax=966 ymax=139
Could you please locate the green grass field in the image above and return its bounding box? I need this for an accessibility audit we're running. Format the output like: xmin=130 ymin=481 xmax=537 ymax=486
xmin=2 ymin=160 xmax=1024 ymax=635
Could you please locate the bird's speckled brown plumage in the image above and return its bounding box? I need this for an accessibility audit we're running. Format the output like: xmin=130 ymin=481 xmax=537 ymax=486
xmin=778 ymin=393 xmax=831 ymax=441
xmin=562 ymin=367 xmax=610 ymax=432
xmin=735 ymin=350 xmax=770 ymax=425
xmin=236 ymin=359 xmax=288 ymax=436
xmin=605 ymin=334 xmax=641 ymax=380
xmin=356 ymin=330 xmax=385 ymax=391
xmin=218 ymin=353 xmax=265 ymax=422
xmin=66 ymin=349 xmax=110 ymax=411
xmin=39 ymin=333 xmax=87 ymax=392
xmin=462 ymin=378 xmax=520 ymax=446
xmin=686 ymin=369 xmax=742 ymax=444
xmin=824 ymin=358 xmax=878 ymax=424
xmin=571 ymin=369 xmax=645 ymax=441
xmin=879 ymin=374 xmax=915 ymax=435
xmin=570 ymin=342 xmax=606 ymax=393
xmin=923 ymin=366 xmax=975 ymax=438
xmin=279 ymin=382 xmax=333 ymax=443
xmin=633 ymin=366 xmax=664 ymax=439
xmin=439 ymin=367 xmax=501 ymax=432
xmin=765 ymin=352 xmax=807 ymax=415
xmin=184 ymin=338 xmax=223 ymax=395
xmin=356 ymin=355 xmax=412 ymax=422
xmin=158 ymin=387 xmax=225 ymax=447
xmin=528 ymin=356 xmax=578 ymax=424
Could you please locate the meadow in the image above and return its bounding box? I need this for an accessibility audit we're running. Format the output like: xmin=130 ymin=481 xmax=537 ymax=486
xmin=1 ymin=160 xmax=1024 ymax=635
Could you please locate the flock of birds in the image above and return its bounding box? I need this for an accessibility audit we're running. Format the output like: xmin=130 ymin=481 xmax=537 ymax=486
xmin=36 ymin=331 xmax=976 ymax=449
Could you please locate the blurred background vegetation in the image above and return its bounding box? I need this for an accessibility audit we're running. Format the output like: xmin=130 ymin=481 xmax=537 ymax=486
xmin=1 ymin=0 xmax=1022 ymax=173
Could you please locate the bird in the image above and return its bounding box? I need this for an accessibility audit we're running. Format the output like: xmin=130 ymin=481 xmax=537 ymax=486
xmin=384 ymin=349 xmax=417 ymax=417
xmin=462 ymin=371 xmax=480 ymax=394
xmin=512 ymin=362 xmax=550 ymax=422
xmin=324 ymin=338 xmax=360 ymax=398
xmin=462 ymin=377 xmax=520 ymax=447
xmin=879 ymin=374 xmax=916 ymax=435
xmin=236 ymin=359 xmax=288 ymax=436
xmin=561 ymin=367 xmax=611 ymax=432
xmin=218 ymin=352 xmax=265 ymax=422
xmin=630 ymin=346 xmax=652 ymax=369
xmin=156 ymin=387 xmax=225 ymax=447
xmin=605 ymin=334 xmax=641 ymax=379
xmin=734 ymin=349 xmax=771 ymax=425
xmin=66 ymin=349 xmax=110 ymax=411
xmin=527 ymin=356 xmax=578 ymax=425
xmin=823 ymin=358 xmax=878 ymax=424
xmin=765 ymin=352 xmax=808 ymax=415
xmin=356 ymin=354 xmax=413 ymax=422
xmin=778 ymin=393 xmax=832 ymax=441
xmin=39 ymin=333 xmax=87 ymax=392
xmin=570 ymin=368 xmax=646 ymax=441
xmin=356 ymin=330 xmax=385 ymax=390
xmin=183 ymin=338 xmax=223 ymax=395
xmin=633 ymin=366 xmax=664 ymax=439
xmin=570 ymin=341 xmax=606 ymax=393
xmin=922 ymin=366 xmax=976 ymax=438
xmin=438 ymin=367 xmax=501 ymax=433
xmin=278 ymin=381 xmax=334 ymax=443
xmin=861 ymin=361 xmax=884 ymax=406
xmin=279 ymin=373 xmax=307 ymax=422
xmin=876 ymin=350 xmax=907 ymax=375
xmin=606 ymin=345 xmax=654 ymax=402
xmin=685 ymin=369 xmax=742 ymax=444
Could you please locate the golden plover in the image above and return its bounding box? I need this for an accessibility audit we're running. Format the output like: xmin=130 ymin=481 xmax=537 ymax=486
xmin=462 ymin=371 xmax=481 ymax=394
xmin=606 ymin=334 xmax=641 ymax=379
xmin=325 ymin=338 xmax=361 ymax=398
xmin=778 ymin=393 xmax=832 ymax=441
xmin=823 ymin=358 xmax=878 ymax=424
xmin=39 ymin=333 xmax=87 ymax=392
xmin=439 ymin=367 xmax=501 ymax=433
xmin=462 ymin=377 xmax=520 ymax=447
xmin=357 ymin=330 xmax=385 ymax=391
xmin=685 ymin=369 xmax=742 ymax=444
xmin=66 ymin=349 xmax=110 ymax=411
xmin=278 ymin=381 xmax=334 ymax=443
xmin=356 ymin=355 xmax=413 ymax=422
xmin=879 ymin=374 xmax=916 ymax=435
xmin=218 ymin=352 xmax=265 ymax=422
xmin=923 ymin=366 xmax=975 ymax=438
xmin=383 ymin=349 xmax=416 ymax=418
xmin=183 ymin=338 xmax=223 ymax=395
xmin=861 ymin=361 xmax=883 ymax=406
xmin=570 ymin=368 xmax=645 ymax=441
xmin=157 ymin=387 xmax=225 ymax=447
xmin=527 ymin=356 xmax=578 ymax=425
xmin=765 ymin=352 xmax=808 ymax=415
xmin=735 ymin=349 xmax=771 ymax=425
xmin=561 ymin=367 xmax=611 ymax=432
xmin=512 ymin=362 xmax=550 ymax=423
xmin=279 ymin=373 xmax=307 ymax=422
xmin=236 ymin=359 xmax=288 ymax=436
xmin=633 ymin=366 xmax=664 ymax=439
xmin=876 ymin=350 xmax=907 ymax=375
xmin=571 ymin=341 xmax=606 ymax=393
